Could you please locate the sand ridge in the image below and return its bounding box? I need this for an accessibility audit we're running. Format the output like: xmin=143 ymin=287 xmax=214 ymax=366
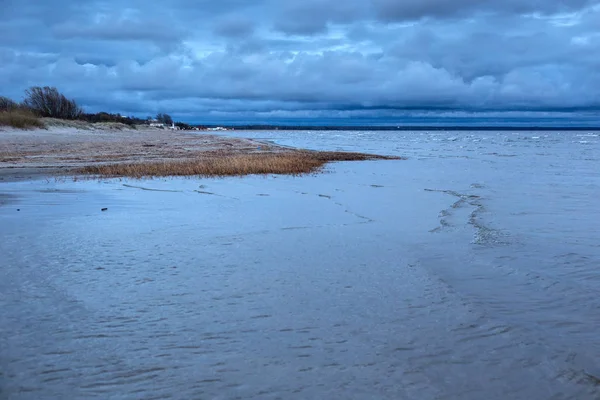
xmin=0 ymin=126 xmax=287 ymax=181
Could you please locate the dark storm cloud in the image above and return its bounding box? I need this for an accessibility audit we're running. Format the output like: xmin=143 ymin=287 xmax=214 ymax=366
xmin=53 ymin=19 xmax=187 ymax=44
xmin=272 ymin=0 xmax=367 ymax=35
xmin=1 ymin=0 xmax=600 ymax=120
xmin=213 ymin=16 xmax=255 ymax=38
xmin=371 ymin=0 xmax=597 ymax=21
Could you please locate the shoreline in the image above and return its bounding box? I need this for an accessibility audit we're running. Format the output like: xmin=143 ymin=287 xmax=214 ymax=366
xmin=0 ymin=125 xmax=398 ymax=182
xmin=0 ymin=167 xmax=71 ymax=183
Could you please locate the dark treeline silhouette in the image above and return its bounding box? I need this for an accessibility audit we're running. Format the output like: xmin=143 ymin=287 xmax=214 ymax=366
xmin=175 ymin=122 xmax=193 ymax=130
xmin=1 ymin=86 xmax=187 ymax=129
xmin=0 ymin=96 xmax=19 ymax=112
xmin=79 ymin=112 xmax=147 ymax=126
xmin=2 ymin=86 xmax=84 ymax=122
xmin=155 ymin=113 xmax=173 ymax=125
xmin=23 ymin=86 xmax=83 ymax=119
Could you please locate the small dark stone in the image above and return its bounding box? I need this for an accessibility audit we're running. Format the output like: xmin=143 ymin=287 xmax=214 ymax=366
xmin=17 ymin=209 xmax=20 ymax=211
xmin=101 ymin=208 xmax=108 ymax=211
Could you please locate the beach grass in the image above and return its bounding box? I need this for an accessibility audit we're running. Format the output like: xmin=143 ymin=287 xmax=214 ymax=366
xmin=0 ymin=109 xmax=44 ymax=129
xmin=77 ymin=151 xmax=401 ymax=178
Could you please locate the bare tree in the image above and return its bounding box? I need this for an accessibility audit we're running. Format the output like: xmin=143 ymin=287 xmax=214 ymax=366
xmin=23 ymin=86 xmax=83 ymax=119
xmin=156 ymin=113 xmax=173 ymax=125
xmin=0 ymin=96 xmax=18 ymax=112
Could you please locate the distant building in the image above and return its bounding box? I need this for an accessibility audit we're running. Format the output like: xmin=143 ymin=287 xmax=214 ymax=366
xmin=148 ymin=119 xmax=165 ymax=128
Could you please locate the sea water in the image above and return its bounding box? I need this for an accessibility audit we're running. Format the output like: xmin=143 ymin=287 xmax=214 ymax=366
xmin=1 ymin=130 xmax=599 ymax=399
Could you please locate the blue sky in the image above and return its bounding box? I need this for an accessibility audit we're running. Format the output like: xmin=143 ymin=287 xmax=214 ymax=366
xmin=2 ymin=0 xmax=600 ymax=125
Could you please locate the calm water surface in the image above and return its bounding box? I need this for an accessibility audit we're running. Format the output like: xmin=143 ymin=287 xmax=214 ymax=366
xmin=1 ymin=130 xmax=599 ymax=399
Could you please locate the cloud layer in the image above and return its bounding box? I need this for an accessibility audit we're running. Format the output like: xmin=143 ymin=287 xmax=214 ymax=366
xmin=2 ymin=0 xmax=600 ymax=122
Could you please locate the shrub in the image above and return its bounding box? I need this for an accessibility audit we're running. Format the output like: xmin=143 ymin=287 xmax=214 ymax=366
xmin=79 ymin=112 xmax=143 ymax=126
xmin=0 ymin=109 xmax=45 ymax=129
xmin=22 ymin=86 xmax=83 ymax=119
xmin=0 ymin=96 xmax=18 ymax=112
xmin=156 ymin=113 xmax=173 ymax=125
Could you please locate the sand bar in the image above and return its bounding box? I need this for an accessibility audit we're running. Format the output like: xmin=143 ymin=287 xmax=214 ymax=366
xmin=0 ymin=125 xmax=287 ymax=181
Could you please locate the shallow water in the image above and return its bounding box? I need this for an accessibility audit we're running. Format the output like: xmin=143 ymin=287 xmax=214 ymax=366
xmin=1 ymin=130 xmax=599 ymax=399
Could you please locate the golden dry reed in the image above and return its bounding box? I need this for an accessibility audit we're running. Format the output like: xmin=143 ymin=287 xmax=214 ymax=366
xmin=78 ymin=151 xmax=400 ymax=178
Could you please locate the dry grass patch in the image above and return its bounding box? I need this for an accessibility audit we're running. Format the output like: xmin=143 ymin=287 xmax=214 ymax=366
xmin=77 ymin=151 xmax=401 ymax=178
xmin=0 ymin=109 xmax=44 ymax=129
xmin=42 ymin=118 xmax=92 ymax=130
xmin=92 ymin=122 xmax=134 ymax=130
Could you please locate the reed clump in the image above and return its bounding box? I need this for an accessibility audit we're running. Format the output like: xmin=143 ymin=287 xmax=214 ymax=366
xmin=0 ymin=109 xmax=45 ymax=129
xmin=77 ymin=151 xmax=401 ymax=178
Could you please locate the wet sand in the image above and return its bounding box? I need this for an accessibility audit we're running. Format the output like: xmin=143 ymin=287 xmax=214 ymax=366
xmin=0 ymin=192 xmax=18 ymax=205
xmin=0 ymin=126 xmax=287 ymax=181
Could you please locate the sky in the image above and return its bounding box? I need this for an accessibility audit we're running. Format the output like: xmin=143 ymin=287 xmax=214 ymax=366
xmin=2 ymin=0 xmax=600 ymax=125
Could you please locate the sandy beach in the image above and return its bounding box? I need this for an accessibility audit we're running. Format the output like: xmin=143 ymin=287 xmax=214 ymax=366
xmin=0 ymin=124 xmax=395 ymax=181
xmin=0 ymin=125 xmax=287 ymax=181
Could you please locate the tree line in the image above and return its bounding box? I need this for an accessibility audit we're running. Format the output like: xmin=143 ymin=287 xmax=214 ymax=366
xmin=1 ymin=86 xmax=179 ymax=128
xmin=1 ymin=87 xmax=83 ymax=119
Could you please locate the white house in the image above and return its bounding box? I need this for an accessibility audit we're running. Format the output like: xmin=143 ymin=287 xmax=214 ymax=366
xmin=148 ymin=119 xmax=165 ymax=128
